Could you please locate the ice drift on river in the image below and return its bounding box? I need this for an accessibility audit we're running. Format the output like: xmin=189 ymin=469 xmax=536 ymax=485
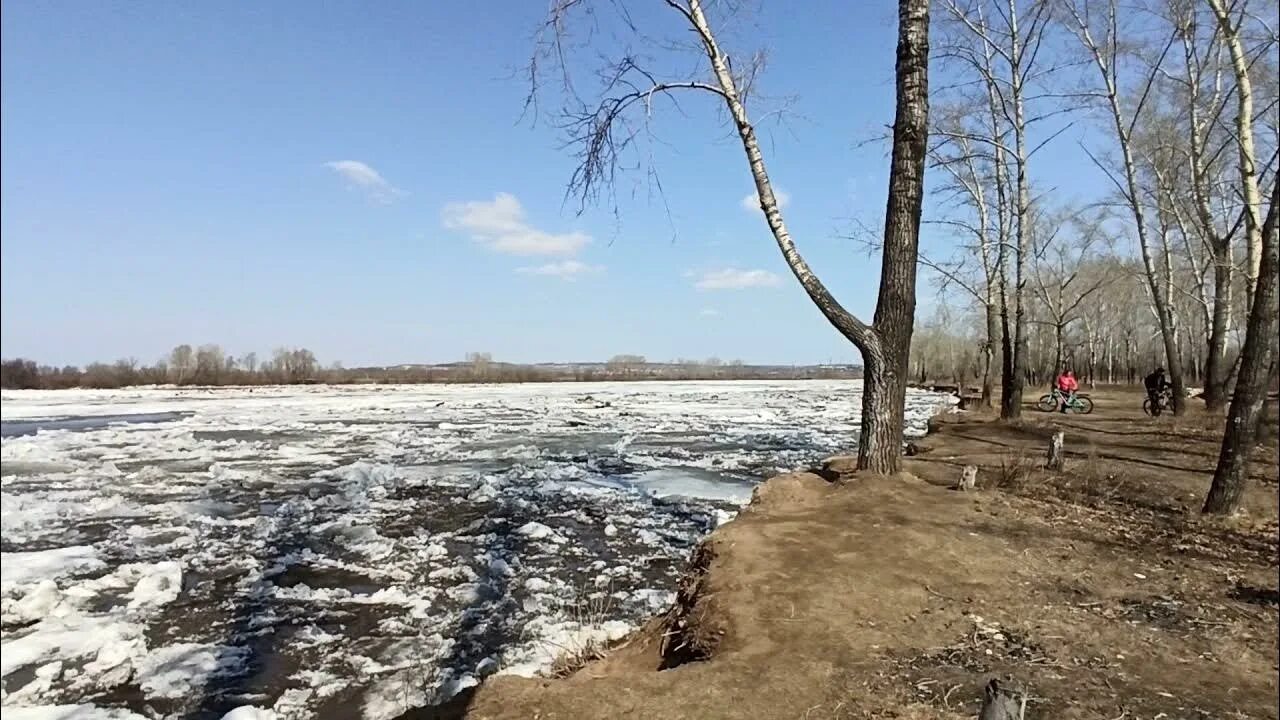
xmin=1 ymin=380 xmax=952 ymax=719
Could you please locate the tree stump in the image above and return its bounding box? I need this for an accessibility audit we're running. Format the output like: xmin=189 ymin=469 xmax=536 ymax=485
xmin=956 ymin=464 xmax=978 ymax=491
xmin=1045 ymin=431 xmax=1065 ymax=471
xmin=978 ymin=678 xmax=1027 ymax=720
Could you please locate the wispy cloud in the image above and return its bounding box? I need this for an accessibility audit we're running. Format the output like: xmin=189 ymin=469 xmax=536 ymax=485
xmin=740 ymin=188 xmax=791 ymax=213
xmin=694 ymin=268 xmax=782 ymax=291
xmin=325 ymin=160 xmax=404 ymax=203
xmin=516 ymin=260 xmax=603 ymax=280
xmin=442 ymin=193 xmax=590 ymax=256
xmin=698 ymin=308 xmax=721 ymax=317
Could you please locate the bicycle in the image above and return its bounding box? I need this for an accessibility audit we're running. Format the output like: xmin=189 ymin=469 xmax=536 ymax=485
xmin=1035 ymin=388 xmax=1094 ymax=414
xmin=1143 ymin=387 xmax=1172 ymax=417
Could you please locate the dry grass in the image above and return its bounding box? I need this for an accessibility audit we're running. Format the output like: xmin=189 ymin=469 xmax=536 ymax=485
xmin=545 ymin=581 xmax=618 ymax=679
xmin=986 ymin=451 xmax=1040 ymax=491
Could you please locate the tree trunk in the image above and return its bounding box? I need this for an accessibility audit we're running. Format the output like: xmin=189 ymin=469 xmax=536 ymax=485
xmin=858 ymin=349 xmax=903 ymax=472
xmin=1046 ymin=431 xmax=1065 ymax=471
xmin=1000 ymin=302 xmax=1017 ymax=417
xmin=1204 ymin=183 xmax=1278 ymax=515
xmin=1203 ymin=247 xmax=1234 ymax=411
xmin=982 ymin=9 xmax=1018 ymax=422
xmin=979 ymin=678 xmax=1027 ymax=720
xmin=1207 ymin=0 xmax=1263 ymax=312
xmin=981 ymin=300 xmax=999 ymax=408
xmin=1054 ymin=321 xmax=1065 ymax=373
xmin=1006 ymin=59 xmax=1031 ymax=422
xmin=860 ymin=0 xmax=931 ymax=473
xmin=1257 ymin=359 xmax=1280 ymax=446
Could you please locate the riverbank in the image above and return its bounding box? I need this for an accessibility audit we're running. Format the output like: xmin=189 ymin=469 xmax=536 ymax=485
xmin=2 ymin=381 xmax=957 ymax=719
xmin=435 ymin=388 xmax=1279 ymax=719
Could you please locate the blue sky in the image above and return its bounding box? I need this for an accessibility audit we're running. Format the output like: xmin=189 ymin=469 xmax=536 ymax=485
xmin=1 ymin=1 xmax=1097 ymax=368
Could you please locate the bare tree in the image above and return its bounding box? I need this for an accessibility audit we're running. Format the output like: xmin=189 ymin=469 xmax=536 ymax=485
xmin=1063 ymin=0 xmax=1191 ymax=414
xmin=1029 ymin=210 xmax=1114 ymax=371
xmin=933 ymin=0 xmax=1063 ymax=419
xmin=195 ymin=344 xmax=225 ymax=385
xmin=922 ymin=115 xmax=1003 ymax=407
xmin=1161 ymin=2 xmax=1238 ymax=408
xmin=530 ymin=0 xmax=932 ymax=473
xmin=169 ymin=344 xmax=194 ymax=385
xmin=1204 ymin=181 xmax=1279 ymax=514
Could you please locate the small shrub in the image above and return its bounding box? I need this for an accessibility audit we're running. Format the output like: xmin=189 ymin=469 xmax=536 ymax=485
xmin=544 ymin=580 xmax=619 ymax=678
xmin=989 ymin=453 xmax=1039 ymax=491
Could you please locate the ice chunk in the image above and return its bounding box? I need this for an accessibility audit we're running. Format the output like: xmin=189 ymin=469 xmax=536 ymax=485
xmin=1 ymin=613 xmax=145 ymax=679
xmin=1 ymin=546 xmax=105 ymax=592
xmin=220 ymin=708 xmax=277 ymax=720
xmin=126 ymin=561 xmax=182 ymax=609
xmin=514 ymin=521 xmax=564 ymax=543
xmin=135 ymin=643 xmax=249 ymax=700
xmin=629 ymin=468 xmax=755 ymax=504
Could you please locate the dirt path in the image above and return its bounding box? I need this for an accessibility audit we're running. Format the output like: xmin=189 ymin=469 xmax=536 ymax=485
xmin=412 ymin=389 xmax=1279 ymax=720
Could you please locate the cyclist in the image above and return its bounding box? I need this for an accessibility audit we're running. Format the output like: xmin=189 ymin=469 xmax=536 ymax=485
xmin=1055 ymin=369 xmax=1079 ymax=413
xmin=1144 ymin=366 xmax=1170 ymax=413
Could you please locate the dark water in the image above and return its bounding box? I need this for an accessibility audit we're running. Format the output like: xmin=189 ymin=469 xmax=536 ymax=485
xmin=0 ymin=411 xmax=192 ymax=438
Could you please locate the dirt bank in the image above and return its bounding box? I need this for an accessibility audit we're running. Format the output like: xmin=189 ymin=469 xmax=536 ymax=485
xmin=412 ymin=388 xmax=1279 ymax=719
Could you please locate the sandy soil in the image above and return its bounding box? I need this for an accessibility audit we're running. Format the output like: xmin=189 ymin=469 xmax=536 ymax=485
xmin=412 ymin=388 xmax=1279 ymax=720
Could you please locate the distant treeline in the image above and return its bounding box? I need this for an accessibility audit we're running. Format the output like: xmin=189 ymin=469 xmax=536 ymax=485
xmin=0 ymin=347 xmax=862 ymax=390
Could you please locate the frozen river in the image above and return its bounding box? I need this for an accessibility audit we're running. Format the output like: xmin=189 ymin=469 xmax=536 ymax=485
xmin=0 ymin=381 xmax=952 ymax=719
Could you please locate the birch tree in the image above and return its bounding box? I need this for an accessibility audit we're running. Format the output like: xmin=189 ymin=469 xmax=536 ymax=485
xmin=1063 ymin=0 xmax=1193 ymax=414
xmin=933 ymin=0 xmax=1063 ymax=419
xmin=529 ymin=0 xmax=932 ymax=473
xmin=923 ymin=112 xmax=1004 ymax=408
xmin=1204 ymin=0 xmax=1267 ymax=312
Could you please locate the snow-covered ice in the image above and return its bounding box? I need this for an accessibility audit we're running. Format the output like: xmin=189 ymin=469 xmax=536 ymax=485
xmin=1 ymin=380 xmax=951 ymax=718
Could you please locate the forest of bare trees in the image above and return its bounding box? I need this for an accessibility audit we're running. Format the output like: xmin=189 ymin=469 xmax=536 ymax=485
xmin=912 ymin=0 xmax=1278 ymax=513
xmin=0 ymin=347 xmax=857 ymax=390
xmin=910 ymin=0 xmax=1277 ymax=418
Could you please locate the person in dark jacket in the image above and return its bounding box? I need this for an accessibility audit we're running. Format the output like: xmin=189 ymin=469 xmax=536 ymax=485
xmin=1144 ymin=367 xmax=1170 ymax=412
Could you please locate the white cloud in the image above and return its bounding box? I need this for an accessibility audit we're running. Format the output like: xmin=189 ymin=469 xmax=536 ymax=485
xmin=740 ymin=188 xmax=791 ymax=213
xmin=694 ymin=268 xmax=782 ymax=291
xmin=442 ymin=193 xmax=590 ymax=256
xmin=699 ymin=308 xmax=721 ymax=317
xmin=325 ymin=160 xmax=404 ymax=203
xmin=516 ymin=260 xmax=602 ymax=280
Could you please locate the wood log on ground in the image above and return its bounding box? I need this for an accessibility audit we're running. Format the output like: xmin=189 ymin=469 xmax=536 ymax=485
xmin=956 ymin=464 xmax=978 ymax=491
xmin=1045 ymin=431 xmax=1065 ymax=471
xmin=978 ymin=678 xmax=1026 ymax=719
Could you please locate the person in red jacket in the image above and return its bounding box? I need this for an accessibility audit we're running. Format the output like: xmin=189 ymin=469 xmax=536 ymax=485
xmin=1054 ymin=369 xmax=1079 ymax=413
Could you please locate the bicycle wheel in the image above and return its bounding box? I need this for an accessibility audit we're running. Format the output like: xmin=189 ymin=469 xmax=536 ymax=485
xmin=1074 ymin=395 xmax=1094 ymax=414
xmin=1036 ymin=394 xmax=1058 ymax=412
xmin=1142 ymin=398 xmax=1154 ymax=416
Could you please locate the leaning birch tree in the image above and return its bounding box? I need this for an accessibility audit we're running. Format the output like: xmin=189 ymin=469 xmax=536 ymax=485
xmin=529 ymin=0 xmax=931 ymax=473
